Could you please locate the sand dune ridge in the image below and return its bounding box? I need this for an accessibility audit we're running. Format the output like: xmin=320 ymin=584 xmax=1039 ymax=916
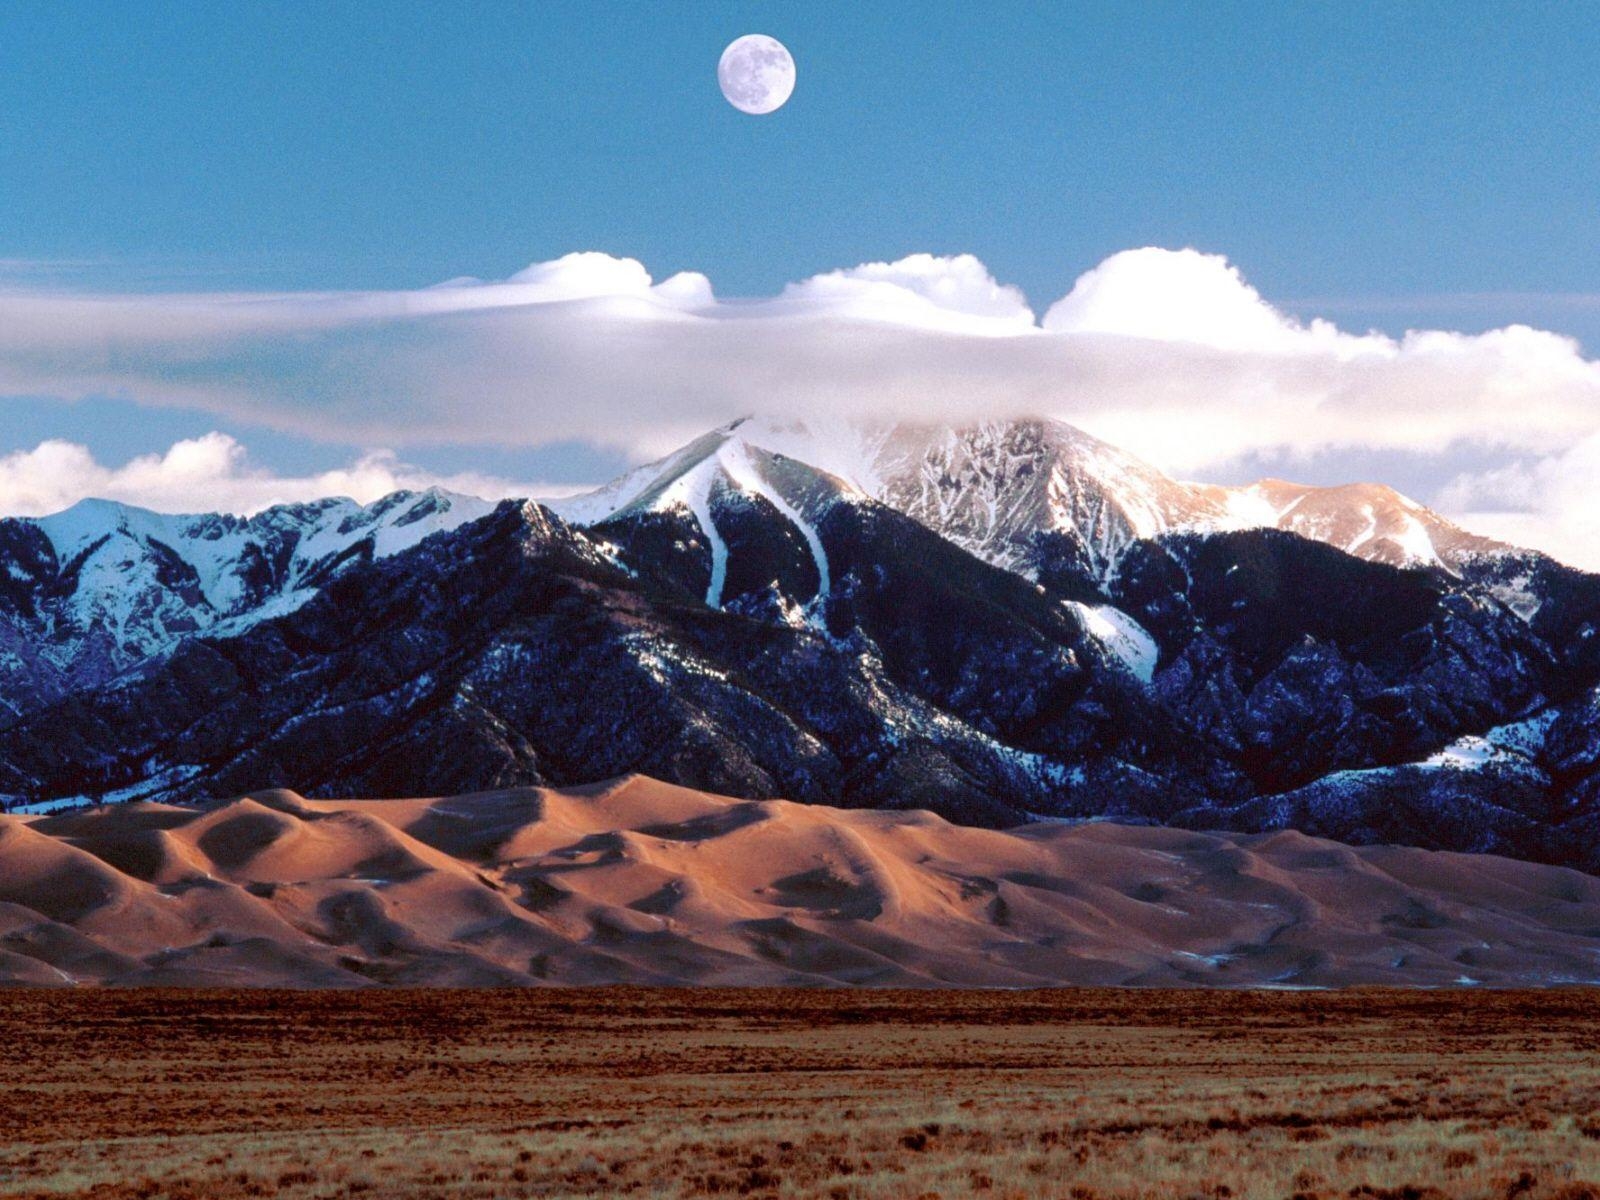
xmin=2 ymin=775 xmax=1600 ymax=987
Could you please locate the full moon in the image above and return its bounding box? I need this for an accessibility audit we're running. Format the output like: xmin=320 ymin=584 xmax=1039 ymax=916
xmin=718 ymin=34 xmax=795 ymax=115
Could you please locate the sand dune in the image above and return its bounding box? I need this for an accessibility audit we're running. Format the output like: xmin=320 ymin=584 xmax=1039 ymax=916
xmin=3 ymin=776 xmax=1600 ymax=987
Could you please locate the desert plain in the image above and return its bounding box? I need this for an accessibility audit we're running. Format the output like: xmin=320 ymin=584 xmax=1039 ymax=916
xmin=3 ymin=988 xmax=1600 ymax=1199
xmin=8 ymin=779 xmax=1600 ymax=1198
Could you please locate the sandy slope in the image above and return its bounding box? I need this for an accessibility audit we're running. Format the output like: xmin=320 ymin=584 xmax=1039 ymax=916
xmin=3 ymin=776 xmax=1600 ymax=987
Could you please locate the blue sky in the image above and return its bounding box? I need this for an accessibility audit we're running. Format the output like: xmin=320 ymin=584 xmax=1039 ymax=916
xmin=2 ymin=1 xmax=1600 ymax=563
xmin=6 ymin=2 xmax=1600 ymax=309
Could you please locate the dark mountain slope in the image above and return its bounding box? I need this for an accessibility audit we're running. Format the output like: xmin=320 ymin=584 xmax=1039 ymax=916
xmin=3 ymin=427 xmax=1599 ymax=872
xmin=0 ymin=498 xmax=1223 ymax=827
xmin=0 ymin=490 xmax=491 ymax=726
xmin=1108 ymin=530 xmax=1558 ymax=793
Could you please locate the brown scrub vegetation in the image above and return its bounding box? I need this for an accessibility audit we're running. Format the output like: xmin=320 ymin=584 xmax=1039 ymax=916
xmin=3 ymin=988 xmax=1600 ymax=1199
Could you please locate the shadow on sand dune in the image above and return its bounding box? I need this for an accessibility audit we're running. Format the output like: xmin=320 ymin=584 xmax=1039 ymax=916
xmin=3 ymin=774 xmax=1600 ymax=987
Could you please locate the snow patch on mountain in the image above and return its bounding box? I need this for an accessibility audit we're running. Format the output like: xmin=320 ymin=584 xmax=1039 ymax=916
xmin=1068 ymin=601 xmax=1159 ymax=683
xmin=1422 ymin=709 xmax=1561 ymax=771
xmin=0 ymin=487 xmax=493 ymax=721
xmin=675 ymin=458 xmax=730 ymax=608
xmin=718 ymin=438 xmax=831 ymax=604
xmin=555 ymin=416 xmax=1509 ymax=587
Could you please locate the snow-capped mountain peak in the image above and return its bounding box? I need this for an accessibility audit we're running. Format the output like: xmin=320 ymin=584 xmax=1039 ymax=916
xmin=553 ymin=414 xmax=1506 ymax=584
xmin=1220 ymin=478 xmax=1504 ymax=570
xmin=0 ymin=487 xmax=493 ymax=723
xmin=546 ymin=422 xmax=856 ymax=610
xmin=30 ymin=487 xmax=491 ymax=635
xmin=860 ymin=418 xmax=1226 ymax=576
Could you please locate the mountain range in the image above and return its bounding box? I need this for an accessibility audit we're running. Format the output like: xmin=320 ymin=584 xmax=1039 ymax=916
xmin=2 ymin=416 xmax=1598 ymax=873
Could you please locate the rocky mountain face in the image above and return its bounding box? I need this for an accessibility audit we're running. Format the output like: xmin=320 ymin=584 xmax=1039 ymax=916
xmin=2 ymin=418 xmax=1598 ymax=872
xmin=0 ymin=493 xmax=1190 ymax=825
xmin=0 ymin=489 xmax=490 ymax=725
xmin=1238 ymin=478 xmax=1506 ymax=570
xmin=550 ymin=416 xmax=1509 ymax=581
xmin=1109 ymin=530 xmax=1555 ymax=789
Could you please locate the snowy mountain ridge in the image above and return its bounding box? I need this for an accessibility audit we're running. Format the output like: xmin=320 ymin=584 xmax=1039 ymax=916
xmin=0 ymin=413 xmax=1531 ymax=733
xmin=0 ymin=487 xmax=492 ymax=722
xmin=548 ymin=415 xmax=1508 ymax=583
xmin=3 ymin=425 xmax=1599 ymax=875
xmin=548 ymin=425 xmax=857 ymax=614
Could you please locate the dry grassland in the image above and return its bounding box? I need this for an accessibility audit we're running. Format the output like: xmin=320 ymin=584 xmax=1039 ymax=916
xmin=2 ymin=988 xmax=1599 ymax=1199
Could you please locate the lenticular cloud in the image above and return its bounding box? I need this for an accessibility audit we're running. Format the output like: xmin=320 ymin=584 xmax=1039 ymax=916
xmin=1 ymin=245 xmax=1598 ymax=535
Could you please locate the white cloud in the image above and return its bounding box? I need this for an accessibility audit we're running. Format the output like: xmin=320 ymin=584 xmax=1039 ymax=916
xmin=779 ymin=253 xmax=1036 ymax=333
xmin=1043 ymin=247 xmax=1358 ymax=354
xmin=0 ymin=432 xmax=567 ymax=518
xmin=1 ymin=246 xmax=1599 ymax=565
xmin=442 ymin=251 xmax=715 ymax=311
xmin=1436 ymin=433 xmax=1600 ymax=571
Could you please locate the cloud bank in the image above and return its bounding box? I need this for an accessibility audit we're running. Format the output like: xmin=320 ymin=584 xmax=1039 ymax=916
xmin=1 ymin=246 xmax=1597 ymax=566
xmin=1436 ymin=434 xmax=1600 ymax=573
xmin=0 ymin=433 xmax=555 ymax=518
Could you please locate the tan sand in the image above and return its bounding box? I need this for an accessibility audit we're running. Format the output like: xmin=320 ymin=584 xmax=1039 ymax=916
xmin=3 ymin=775 xmax=1599 ymax=987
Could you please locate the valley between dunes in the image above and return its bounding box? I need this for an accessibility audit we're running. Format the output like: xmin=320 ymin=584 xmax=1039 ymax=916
xmin=3 ymin=775 xmax=1600 ymax=988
